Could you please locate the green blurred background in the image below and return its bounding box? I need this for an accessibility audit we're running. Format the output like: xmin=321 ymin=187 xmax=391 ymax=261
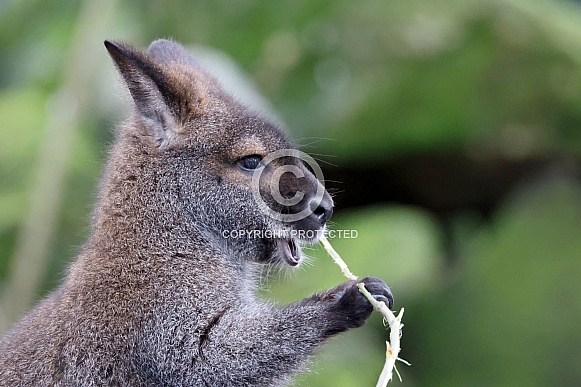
xmin=1 ymin=0 xmax=581 ymax=385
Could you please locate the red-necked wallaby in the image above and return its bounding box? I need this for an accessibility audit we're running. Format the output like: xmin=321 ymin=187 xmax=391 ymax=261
xmin=0 ymin=39 xmax=393 ymax=386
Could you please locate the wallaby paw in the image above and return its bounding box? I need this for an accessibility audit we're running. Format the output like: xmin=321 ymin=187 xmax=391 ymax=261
xmin=360 ymin=276 xmax=394 ymax=309
xmin=324 ymin=277 xmax=393 ymax=337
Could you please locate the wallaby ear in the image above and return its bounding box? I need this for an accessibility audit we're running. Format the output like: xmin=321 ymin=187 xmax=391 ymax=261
xmin=104 ymin=40 xmax=199 ymax=147
xmin=147 ymin=39 xmax=200 ymax=68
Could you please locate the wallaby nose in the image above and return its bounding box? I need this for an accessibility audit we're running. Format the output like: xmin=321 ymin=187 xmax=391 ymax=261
xmin=310 ymin=197 xmax=333 ymax=226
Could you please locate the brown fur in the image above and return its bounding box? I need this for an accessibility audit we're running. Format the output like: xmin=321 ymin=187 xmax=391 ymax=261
xmin=0 ymin=39 xmax=392 ymax=386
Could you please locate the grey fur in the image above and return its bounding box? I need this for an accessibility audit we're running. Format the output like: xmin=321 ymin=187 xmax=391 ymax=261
xmin=0 ymin=39 xmax=393 ymax=386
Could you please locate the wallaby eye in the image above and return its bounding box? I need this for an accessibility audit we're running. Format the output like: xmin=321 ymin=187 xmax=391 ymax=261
xmin=237 ymin=154 xmax=263 ymax=171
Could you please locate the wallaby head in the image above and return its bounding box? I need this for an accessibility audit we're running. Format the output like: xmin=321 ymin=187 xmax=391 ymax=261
xmin=101 ymin=39 xmax=333 ymax=267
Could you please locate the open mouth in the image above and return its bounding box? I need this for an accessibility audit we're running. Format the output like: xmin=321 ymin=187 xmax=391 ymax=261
xmin=278 ymin=238 xmax=301 ymax=266
xmin=275 ymin=227 xmax=325 ymax=266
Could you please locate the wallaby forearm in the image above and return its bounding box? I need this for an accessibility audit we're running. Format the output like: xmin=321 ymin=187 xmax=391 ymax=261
xmin=176 ymin=304 xmax=326 ymax=386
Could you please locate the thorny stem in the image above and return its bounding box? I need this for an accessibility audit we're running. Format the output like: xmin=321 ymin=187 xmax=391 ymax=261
xmin=320 ymin=235 xmax=408 ymax=386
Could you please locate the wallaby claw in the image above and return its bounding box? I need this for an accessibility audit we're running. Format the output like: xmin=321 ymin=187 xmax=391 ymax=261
xmin=371 ymin=294 xmax=393 ymax=309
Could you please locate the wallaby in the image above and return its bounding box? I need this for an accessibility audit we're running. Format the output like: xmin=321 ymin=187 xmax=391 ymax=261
xmin=0 ymin=39 xmax=393 ymax=386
